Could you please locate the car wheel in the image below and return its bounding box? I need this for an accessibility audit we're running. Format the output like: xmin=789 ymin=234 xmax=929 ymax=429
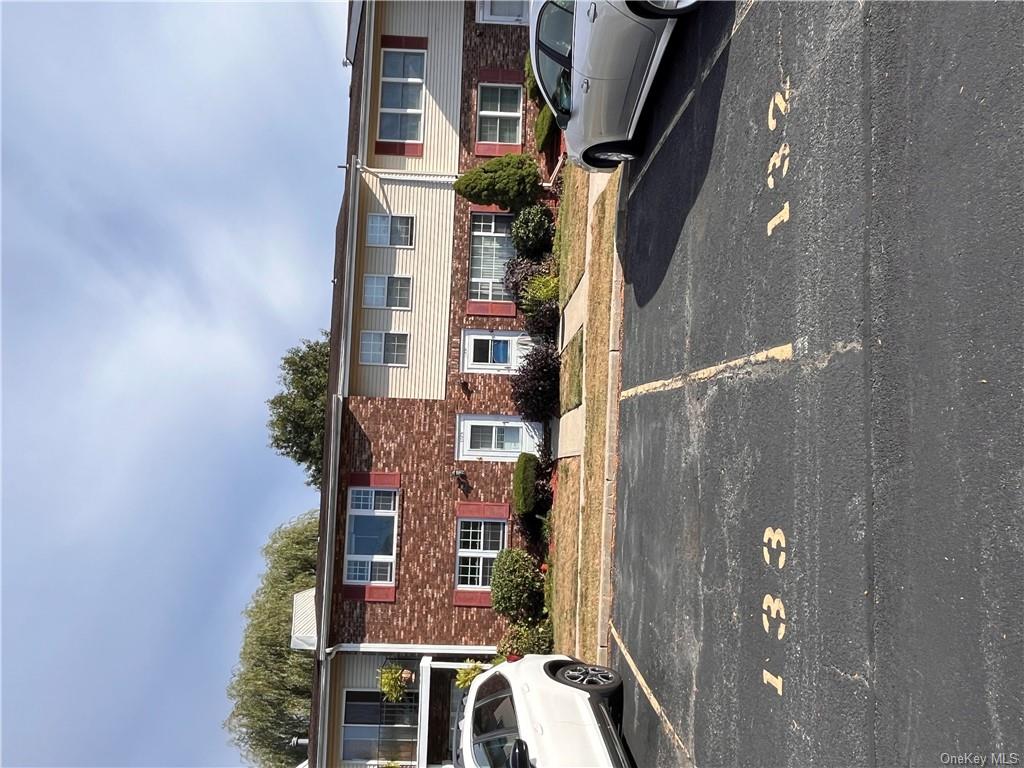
xmin=582 ymin=141 xmax=639 ymax=169
xmin=626 ymin=0 xmax=699 ymax=18
xmin=555 ymin=663 xmax=622 ymax=694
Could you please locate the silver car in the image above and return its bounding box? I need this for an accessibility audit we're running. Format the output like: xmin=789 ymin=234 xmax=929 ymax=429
xmin=529 ymin=0 xmax=696 ymax=171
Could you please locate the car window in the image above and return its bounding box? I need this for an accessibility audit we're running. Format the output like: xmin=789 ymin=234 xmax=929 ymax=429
xmin=472 ymin=734 xmax=516 ymax=768
xmin=537 ymin=0 xmax=574 ymax=58
xmin=472 ymin=692 xmax=518 ymax=735
xmin=536 ymin=51 xmax=571 ymax=115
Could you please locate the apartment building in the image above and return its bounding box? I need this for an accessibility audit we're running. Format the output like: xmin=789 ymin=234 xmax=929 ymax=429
xmin=292 ymin=2 xmax=555 ymax=766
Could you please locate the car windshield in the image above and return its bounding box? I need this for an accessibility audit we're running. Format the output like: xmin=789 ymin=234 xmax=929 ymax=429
xmin=536 ymin=50 xmax=571 ymax=115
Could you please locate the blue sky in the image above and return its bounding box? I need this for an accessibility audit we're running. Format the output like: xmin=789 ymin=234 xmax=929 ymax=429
xmin=2 ymin=3 xmax=348 ymax=765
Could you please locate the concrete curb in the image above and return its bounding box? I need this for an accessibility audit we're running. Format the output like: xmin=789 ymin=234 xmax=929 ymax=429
xmin=595 ymin=170 xmax=627 ymax=666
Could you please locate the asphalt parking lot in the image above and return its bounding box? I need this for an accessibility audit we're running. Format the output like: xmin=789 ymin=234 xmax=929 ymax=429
xmin=609 ymin=2 xmax=1023 ymax=767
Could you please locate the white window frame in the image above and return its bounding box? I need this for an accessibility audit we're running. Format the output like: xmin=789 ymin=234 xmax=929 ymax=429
xmin=341 ymin=688 xmax=418 ymax=765
xmin=378 ymin=49 xmax=425 ymax=143
xmin=342 ymin=489 xmax=399 ymax=586
xmin=476 ymin=0 xmax=528 ymax=25
xmin=476 ymin=83 xmax=523 ymax=145
xmin=460 ymin=330 xmax=533 ymax=374
xmin=470 ymin=213 xmax=514 ymax=302
xmin=456 ymin=414 xmax=542 ymax=462
xmin=455 ymin=518 xmax=508 ymax=590
xmin=359 ymin=331 xmax=409 ymax=367
xmin=366 ymin=213 xmax=415 ymax=248
xmin=363 ymin=275 xmax=413 ymax=311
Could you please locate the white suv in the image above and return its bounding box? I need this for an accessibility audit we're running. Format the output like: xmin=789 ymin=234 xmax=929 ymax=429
xmin=453 ymin=654 xmax=631 ymax=768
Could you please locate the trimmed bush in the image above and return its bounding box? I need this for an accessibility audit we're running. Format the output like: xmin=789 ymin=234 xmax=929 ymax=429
xmin=454 ymin=154 xmax=541 ymax=212
xmin=535 ymin=104 xmax=558 ymax=151
xmin=491 ymin=548 xmax=544 ymax=622
xmin=498 ymin=619 xmax=554 ymax=657
xmin=512 ymin=204 xmax=555 ymax=258
xmin=524 ymin=51 xmax=540 ymax=102
xmin=523 ymin=300 xmax=560 ymax=341
xmin=520 ymin=274 xmax=559 ymax=316
xmin=512 ymin=453 xmax=541 ymax=518
xmin=511 ymin=342 xmax=560 ymax=422
xmin=504 ymin=253 xmax=547 ymax=304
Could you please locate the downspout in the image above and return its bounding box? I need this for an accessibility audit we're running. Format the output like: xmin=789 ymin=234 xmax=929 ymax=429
xmin=316 ymin=3 xmax=376 ymax=765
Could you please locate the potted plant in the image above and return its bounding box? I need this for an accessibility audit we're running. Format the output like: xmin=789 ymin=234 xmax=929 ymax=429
xmin=378 ymin=662 xmax=416 ymax=703
xmin=455 ymin=660 xmax=485 ymax=690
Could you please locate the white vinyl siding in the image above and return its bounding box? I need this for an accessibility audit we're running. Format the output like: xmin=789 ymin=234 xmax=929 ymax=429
xmin=367 ymin=213 xmax=414 ymax=247
xmin=461 ymin=330 xmax=533 ymax=373
xmin=456 ymin=519 xmax=507 ymax=588
xmin=477 ymin=85 xmax=522 ymax=144
xmin=456 ymin=415 xmax=542 ymax=461
xmin=369 ymin=2 xmax=464 ymax=172
xmin=378 ymin=50 xmax=425 ymax=143
xmin=470 ymin=213 xmax=514 ymax=302
xmin=343 ymin=489 xmax=398 ymax=585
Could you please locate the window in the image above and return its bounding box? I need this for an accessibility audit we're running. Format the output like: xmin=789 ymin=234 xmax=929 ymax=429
xmin=477 ymin=0 xmax=527 ymax=24
xmin=462 ymin=330 xmax=532 ymax=373
xmin=359 ymin=332 xmax=409 ymax=366
xmin=367 ymin=214 xmax=414 ymax=247
xmin=457 ymin=415 xmax=541 ymax=461
xmin=535 ymin=1 xmax=574 ymax=115
xmin=363 ymin=276 xmax=412 ymax=309
xmin=342 ymin=689 xmax=418 ymax=762
xmin=477 ymin=85 xmax=522 ymax=144
xmin=379 ymin=50 xmax=425 ymax=142
xmin=457 ymin=519 xmax=506 ymax=588
xmin=470 ymin=674 xmax=519 ymax=768
xmin=343 ymin=489 xmax=398 ymax=584
xmin=470 ymin=214 xmax=514 ymax=302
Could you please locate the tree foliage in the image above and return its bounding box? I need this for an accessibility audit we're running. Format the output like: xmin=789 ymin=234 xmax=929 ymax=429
xmin=267 ymin=332 xmax=329 ymax=488
xmin=453 ymin=154 xmax=542 ymax=212
xmin=225 ymin=511 xmax=319 ymax=768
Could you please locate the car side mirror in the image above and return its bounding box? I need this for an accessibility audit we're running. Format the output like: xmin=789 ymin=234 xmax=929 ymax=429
xmin=555 ymin=114 xmax=569 ymax=130
xmin=508 ymin=738 xmax=530 ymax=768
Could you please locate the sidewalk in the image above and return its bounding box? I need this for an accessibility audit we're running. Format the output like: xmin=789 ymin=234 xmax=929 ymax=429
xmin=549 ymin=165 xmax=625 ymax=662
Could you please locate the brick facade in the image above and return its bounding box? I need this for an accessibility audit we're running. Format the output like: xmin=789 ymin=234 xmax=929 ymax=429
xmin=327 ymin=1 xmax=547 ymax=650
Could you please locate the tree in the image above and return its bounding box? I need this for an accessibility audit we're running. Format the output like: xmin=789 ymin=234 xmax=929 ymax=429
xmin=226 ymin=511 xmax=319 ymax=768
xmin=267 ymin=332 xmax=329 ymax=488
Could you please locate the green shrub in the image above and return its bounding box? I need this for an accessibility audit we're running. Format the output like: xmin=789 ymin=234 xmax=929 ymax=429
xmin=491 ymin=548 xmax=544 ymax=622
xmin=512 ymin=204 xmax=555 ymax=258
xmin=513 ymin=453 xmax=541 ymax=517
xmin=535 ymin=104 xmax=558 ymax=151
xmin=455 ymin=661 xmax=485 ymax=690
xmin=454 ymin=154 xmax=541 ymax=212
xmin=504 ymin=253 xmax=547 ymax=303
xmin=524 ymin=300 xmax=560 ymax=341
xmin=511 ymin=342 xmax=560 ymax=422
xmin=520 ymin=274 xmax=560 ymax=316
xmin=498 ymin=619 xmax=554 ymax=656
xmin=524 ymin=51 xmax=540 ymax=102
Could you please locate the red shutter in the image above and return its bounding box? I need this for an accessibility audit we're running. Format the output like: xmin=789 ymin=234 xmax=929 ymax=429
xmin=348 ymin=471 xmax=401 ymax=488
xmin=380 ymin=35 xmax=428 ymax=50
xmin=455 ymin=502 xmax=511 ymax=520
xmin=343 ymin=584 xmax=397 ymax=602
xmin=466 ymin=300 xmax=517 ymax=317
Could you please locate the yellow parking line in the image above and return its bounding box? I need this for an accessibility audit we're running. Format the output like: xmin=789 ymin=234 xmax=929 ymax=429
xmin=609 ymin=622 xmax=694 ymax=764
xmin=620 ymin=342 xmax=794 ymax=400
